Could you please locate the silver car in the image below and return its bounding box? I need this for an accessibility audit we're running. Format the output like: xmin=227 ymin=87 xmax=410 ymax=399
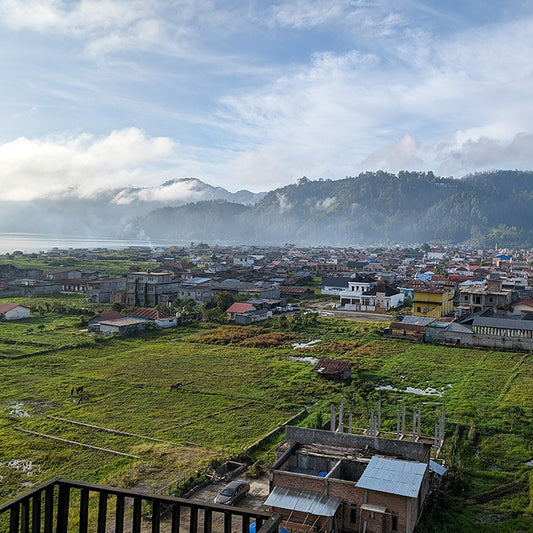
xmin=214 ymin=480 xmax=250 ymax=505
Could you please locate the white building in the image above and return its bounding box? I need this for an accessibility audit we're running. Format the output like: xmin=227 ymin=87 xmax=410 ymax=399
xmin=0 ymin=303 xmax=30 ymax=321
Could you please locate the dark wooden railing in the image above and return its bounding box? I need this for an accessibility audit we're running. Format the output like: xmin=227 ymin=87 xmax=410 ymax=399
xmin=0 ymin=478 xmax=280 ymax=533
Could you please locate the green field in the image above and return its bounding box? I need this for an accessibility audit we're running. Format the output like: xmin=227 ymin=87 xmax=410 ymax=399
xmin=0 ymin=312 xmax=532 ymax=532
xmin=0 ymin=250 xmax=156 ymax=277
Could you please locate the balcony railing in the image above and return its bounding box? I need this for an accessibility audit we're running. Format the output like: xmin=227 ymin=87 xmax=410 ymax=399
xmin=0 ymin=478 xmax=280 ymax=533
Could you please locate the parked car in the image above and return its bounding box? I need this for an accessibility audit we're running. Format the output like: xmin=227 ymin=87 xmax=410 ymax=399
xmin=214 ymin=480 xmax=250 ymax=505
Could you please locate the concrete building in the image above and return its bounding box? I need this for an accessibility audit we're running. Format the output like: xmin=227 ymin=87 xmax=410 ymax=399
xmin=338 ymin=276 xmax=377 ymax=310
xmin=98 ymin=317 xmax=147 ymax=335
xmin=268 ymin=426 xmax=436 ymax=533
xmin=426 ymin=309 xmax=533 ymax=351
xmin=86 ymin=277 xmax=127 ymax=303
xmin=458 ymin=275 xmax=515 ymax=313
xmin=126 ymin=308 xmax=178 ymax=328
xmin=125 ymin=271 xmax=179 ymax=307
xmin=412 ymin=284 xmax=454 ymax=318
xmin=0 ymin=303 xmax=30 ymax=320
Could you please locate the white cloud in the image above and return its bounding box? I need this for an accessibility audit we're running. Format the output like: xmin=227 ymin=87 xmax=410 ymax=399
xmin=0 ymin=128 xmax=175 ymax=201
xmin=112 ymin=179 xmax=204 ymax=204
xmin=0 ymin=0 xmax=202 ymax=59
xmin=268 ymin=0 xmax=348 ymax=29
xmin=316 ymin=197 xmax=336 ymax=210
xmin=361 ymin=135 xmax=424 ymax=171
xmin=214 ymin=11 xmax=533 ymax=185
xmin=277 ymin=193 xmax=293 ymax=213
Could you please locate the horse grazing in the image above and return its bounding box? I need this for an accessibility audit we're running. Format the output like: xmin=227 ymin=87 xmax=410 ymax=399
xmin=169 ymin=383 xmax=182 ymax=391
xmin=76 ymin=386 xmax=84 ymax=395
xmin=77 ymin=394 xmax=89 ymax=405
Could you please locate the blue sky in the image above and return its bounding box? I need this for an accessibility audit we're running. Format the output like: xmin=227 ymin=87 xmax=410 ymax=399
xmin=1 ymin=0 xmax=533 ymax=201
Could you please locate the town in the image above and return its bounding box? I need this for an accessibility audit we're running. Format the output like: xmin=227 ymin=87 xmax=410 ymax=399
xmin=2 ymin=243 xmax=532 ymax=349
xmin=0 ymin=243 xmax=532 ymax=533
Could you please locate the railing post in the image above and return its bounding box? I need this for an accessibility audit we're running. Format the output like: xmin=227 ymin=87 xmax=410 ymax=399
xmin=224 ymin=510 xmax=232 ymax=533
xmin=9 ymin=503 xmax=19 ymax=533
xmin=241 ymin=514 xmax=250 ymax=533
xmin=151 ymin=500 xmax=160 ymax=533
xmin=132 ymin=497 xmax=142 ymax=533
xmin=44 ymin=485 xmax=54 ymax=533
xmin=257 ymin=514 xmax=281 ymax=533
xmin=189 ymin=505 xmax=198 ymax=533
xmin=115 ymin=494 xmax=125 ymax=533
xmin=203 ymin=508 xmax=212 ymax=533
xmin=171 ymin=503 xmax=181 ymax=533
xmin=31 ymin=492 xmax=41 ymax=533
xmin=56 ymin=483 xmax=70 ymax=533
xmin=97 ymin=491 xmax=108 ymax=533
xmin=79 ymin=488 xmax=89 ymax=533
xmin=21 ymin=498 xmax=30 ymax=533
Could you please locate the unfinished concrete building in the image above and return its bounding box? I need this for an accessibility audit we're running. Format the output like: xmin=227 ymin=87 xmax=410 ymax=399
xmin=267 ymin=426 xmax=443 ymax=533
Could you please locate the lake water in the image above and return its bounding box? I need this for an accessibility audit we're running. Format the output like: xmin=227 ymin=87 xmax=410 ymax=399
xmin=0 ymin=233 xmax=180 ymax=254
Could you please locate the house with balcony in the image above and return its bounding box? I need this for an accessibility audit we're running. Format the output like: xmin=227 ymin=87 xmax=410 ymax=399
xmin=338 ymin=276 xmax=376 ymax=310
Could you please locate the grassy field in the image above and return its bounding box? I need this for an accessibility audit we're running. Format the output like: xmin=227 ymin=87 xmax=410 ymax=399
xmin=0 ymin=311 xmax=531 ymax=532
xmin=0 ymin=251 xmax=155 ymax=277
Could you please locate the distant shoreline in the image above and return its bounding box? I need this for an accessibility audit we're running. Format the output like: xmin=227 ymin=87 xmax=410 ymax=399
xmin=0 ymin=233 xmax=180 ymax=254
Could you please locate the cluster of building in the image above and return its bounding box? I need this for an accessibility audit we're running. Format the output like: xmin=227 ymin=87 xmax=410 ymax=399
xmin=3 ymin=245 xmax=533 ymax=347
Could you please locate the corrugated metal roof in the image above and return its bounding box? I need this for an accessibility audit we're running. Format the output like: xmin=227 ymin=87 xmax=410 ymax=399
xmin=264 ymin=487 xmax=341 ymax=517
xmin=360 ymin=503 xmax=387 ymax=514
xmin=429 ymin=460 xmax=447 ymax=476
xmin=313 ymin=358 xmax=352 ymax=375
xmin=356 ymin=456 xmax=427 ymax=498
xmin=401 ymin=316 xmax=434 ymax=326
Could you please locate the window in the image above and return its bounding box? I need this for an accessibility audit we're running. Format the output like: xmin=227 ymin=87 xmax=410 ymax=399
xmin=350 ymin=505 xmax=357 ymax=524
xmin=392 ymin=514 xmax=398 ymax=532
xmin=417 ymin=306 xmax=421 ymax=312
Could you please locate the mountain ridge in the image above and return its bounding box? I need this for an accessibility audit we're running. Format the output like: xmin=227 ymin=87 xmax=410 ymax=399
xmin=120 ymin=170 xmax=533 ymax=247
xmin=2 ymin=171 xmax=533 ymax=247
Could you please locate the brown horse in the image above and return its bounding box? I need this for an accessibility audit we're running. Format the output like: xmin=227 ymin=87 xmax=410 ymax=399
xmin=77 ymin=394 xmax=89 ymax=405
xmin=169 ymin=383 xmax=182 ymax=391
xmin=76 ymin=386 xmax=84 ymax=395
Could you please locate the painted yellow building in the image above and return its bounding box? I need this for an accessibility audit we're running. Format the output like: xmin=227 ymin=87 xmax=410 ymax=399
xmin=412 ymin=286 xmax=454 ymax=317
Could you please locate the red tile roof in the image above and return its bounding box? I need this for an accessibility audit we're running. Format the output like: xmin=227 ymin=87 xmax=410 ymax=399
xmin=226 ymin=302 xmax=254 ymax=314
xmin=128 ymin=308 xmax=175 ymax=320
xmin=96 ymin=311 xmax=124 ymax=321
xmin=0 ymin=303 xmax=26 ymax=314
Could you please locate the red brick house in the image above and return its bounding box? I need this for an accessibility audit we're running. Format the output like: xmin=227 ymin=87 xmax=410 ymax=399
xmin=267 ymin=426 xmax=434 ymax=533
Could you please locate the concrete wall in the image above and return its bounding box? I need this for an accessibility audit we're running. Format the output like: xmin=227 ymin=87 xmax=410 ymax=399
xmin=285 ymin=427 xmax=430 ymax=463
xmin=441 ymin=330 xmax=533 ymax=350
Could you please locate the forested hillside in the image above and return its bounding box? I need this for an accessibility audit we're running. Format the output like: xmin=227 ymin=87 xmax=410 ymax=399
xmin=122 ymin=170 xmax=533 ymax=246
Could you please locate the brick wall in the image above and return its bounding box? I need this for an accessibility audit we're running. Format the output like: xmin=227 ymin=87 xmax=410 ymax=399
xmin=271 ymin=470 xmax=422 ymax=533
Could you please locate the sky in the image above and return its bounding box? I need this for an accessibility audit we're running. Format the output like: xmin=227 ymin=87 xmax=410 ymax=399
xmin=1 ymin=0 xmax=533 ymax=201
